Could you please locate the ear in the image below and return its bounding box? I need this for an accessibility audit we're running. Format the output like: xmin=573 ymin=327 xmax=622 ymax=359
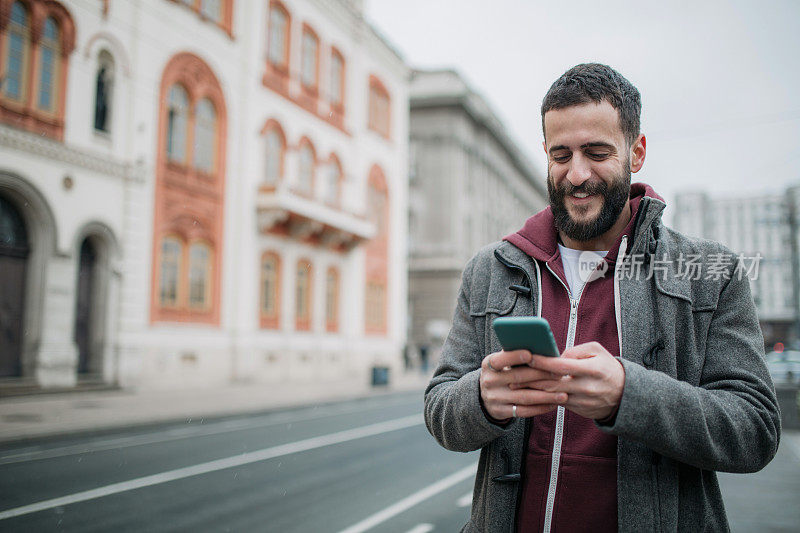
xmin=630 ymin=134 xmax=646 ymax=173
xmin=542 ymin=140 xmax=547 ymax=155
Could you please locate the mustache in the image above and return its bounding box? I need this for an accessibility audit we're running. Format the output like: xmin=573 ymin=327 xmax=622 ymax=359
xmin=557 ymin=180 xmax=608 ymax=196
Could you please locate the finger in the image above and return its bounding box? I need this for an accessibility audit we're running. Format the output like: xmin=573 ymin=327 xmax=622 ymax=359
xmin=531 ymin=354 xmax=600 ymax=378
xmin=507 ymin=366 xmax=561 ymax=384
xmin=505 ymin=388 xmax=568 ymax=406
xmin=562 ymin=341 xmax=609 ymax=360
xmin=489 ymin=349 xmax=533 ymax=369
xmin=526 ymin=377 xmax=583 ymax=394
xmin=510 ymin=375 xmax=572 ymax=390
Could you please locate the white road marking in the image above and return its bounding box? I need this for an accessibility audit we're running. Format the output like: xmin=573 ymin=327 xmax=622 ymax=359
xmin=337 ymin=463 xmax=478 ymax=533
xmin=0 ymin=394 xmax=417 ymax=465
xmin=0 ymin=414 xmax=423 ymax=521
xmin=404 ymin=524 xmax=434 ymax=533
xmin=456 ymin=492 xmax=472 ymax=508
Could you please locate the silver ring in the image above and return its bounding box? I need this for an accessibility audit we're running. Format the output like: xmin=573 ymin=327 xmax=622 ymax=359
xmin=487 ymin=354 xmax=499 ymax=372
xmin=512 ymin=404 xmax=517 ymax=418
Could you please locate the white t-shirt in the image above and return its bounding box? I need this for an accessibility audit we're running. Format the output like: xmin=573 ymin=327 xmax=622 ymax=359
xmin=557 ymin=244 xmax=609 ymax=299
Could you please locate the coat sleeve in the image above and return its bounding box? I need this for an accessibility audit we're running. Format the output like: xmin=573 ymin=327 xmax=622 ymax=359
xmin=598 ymin=257 xmax=781 ymax=473
xmin=424 ymin=255 xmax=513 ymax=452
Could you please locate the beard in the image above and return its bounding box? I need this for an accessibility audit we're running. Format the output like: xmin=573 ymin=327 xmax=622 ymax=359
xmin=548 ymin=163 xmax=631 ymax=242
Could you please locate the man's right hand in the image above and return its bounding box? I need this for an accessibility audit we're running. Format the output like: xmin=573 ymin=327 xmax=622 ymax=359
xmin=480 ymin=350 xmax=567 ymax=421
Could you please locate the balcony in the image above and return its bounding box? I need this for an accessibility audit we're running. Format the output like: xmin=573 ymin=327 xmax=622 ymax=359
xmin=256 ymin=180 xmax=375 ymax=251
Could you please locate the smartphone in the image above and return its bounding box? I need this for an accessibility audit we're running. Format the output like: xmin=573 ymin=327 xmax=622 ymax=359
xmin=492 ymin=316 xmax=560 ymax=358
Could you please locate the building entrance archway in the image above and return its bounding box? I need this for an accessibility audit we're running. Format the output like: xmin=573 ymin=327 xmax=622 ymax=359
xmin=0 ymin=195 xmax=29 ymax=377
xmin=75 ymin=237 xmax=98 ymax=374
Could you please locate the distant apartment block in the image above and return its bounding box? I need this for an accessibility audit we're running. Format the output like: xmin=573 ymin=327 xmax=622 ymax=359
xmin=673 ymin=189 xmax=800 ymax=346
xmin=407 ymin=69 xmax=548 ymax=361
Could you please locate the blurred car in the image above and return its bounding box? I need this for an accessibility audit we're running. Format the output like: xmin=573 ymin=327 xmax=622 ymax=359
xmin=765 ymin=350 xmax=800 ymax=385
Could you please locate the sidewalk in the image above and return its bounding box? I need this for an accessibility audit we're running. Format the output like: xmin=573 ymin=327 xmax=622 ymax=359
xmin=0 ymin=371 xmax=432 ymax=445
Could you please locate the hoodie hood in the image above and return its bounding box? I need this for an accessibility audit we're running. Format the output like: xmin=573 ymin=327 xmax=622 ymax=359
xmin=504 ymin=182 xmax=664 ymax=264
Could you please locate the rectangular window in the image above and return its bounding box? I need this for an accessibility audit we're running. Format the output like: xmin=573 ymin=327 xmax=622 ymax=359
xmin=260 ymin=254 xmax=281 ymax=329
xmin=5 ymin=32 xmax=27 ymax=100
xmin=262 ymin=259 xmax=276 ymax=315
xmin=193 ymin=99 xmax=216 ymax=173
xmin=159 ymin=239 xmax=182 ymax=307
xmin=301 ymin=29 xmax=318 ymax=89
xmin=268 ymin=6 xmax=287 ymax=67
xmin=188 ymin=244 xmax=211 ymax=309
xmin=365 ymin=281 xmax=385 ymax=330
xmin=295 ymin=262 xmax=312 ymax=330
xmin=200 ymin=0 xmax=222 ymax=22
xmin=326 ymin=269 xmax=338 ymax=332
xmin=38 ymin=46 xmax=56 ymax=111
xmin=330 ymin=52 xmax=343 ymax=107
xmin=368 ymin=79 xmax=390 ymax=138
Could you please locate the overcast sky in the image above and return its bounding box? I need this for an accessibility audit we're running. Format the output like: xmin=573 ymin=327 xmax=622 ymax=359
xmin=366 ymin=0 xmax=800 ymax=223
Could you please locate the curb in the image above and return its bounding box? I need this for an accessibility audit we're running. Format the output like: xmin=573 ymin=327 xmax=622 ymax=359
xmin=0 ymin=382 xmax=428 ymax=448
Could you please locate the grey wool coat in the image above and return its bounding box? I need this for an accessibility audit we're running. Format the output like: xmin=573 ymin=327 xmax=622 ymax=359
xmin=424 ymin=196 xmax=781 ymax=532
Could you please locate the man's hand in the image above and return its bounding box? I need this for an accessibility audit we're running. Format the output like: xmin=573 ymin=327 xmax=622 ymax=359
xmin=511 ymin=342 xmax=625 ymax=420
xmin=480 ymin=350 xmax=567 ymax=421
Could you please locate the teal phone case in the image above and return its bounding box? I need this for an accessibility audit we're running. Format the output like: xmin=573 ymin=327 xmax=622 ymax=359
xmin=492 ymin=316 xmax=560 ymax=357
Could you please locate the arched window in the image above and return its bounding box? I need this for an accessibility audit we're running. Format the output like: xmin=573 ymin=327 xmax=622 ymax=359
xmin=297 ymin=140 xmax=315 ymax=195
xmin=264 ymin=123 xmax=285 ymax=185
xmin=188 ymin=242 xmax=212 ymax=309
xmin=193 ymin=98 xmax=217 ymax=173
xmin=268 ymin=1 xmax=290 ymax=70
xmin=260 ymin=252 xmax=281 ymax=329
xmin=325 ymin=267 xmax=339 ymax=332
xmin=159 ymin=237 xmax=182 ymax=307
xmin=324 ymin=155 xmax=342 ymax=206
xmin=37 ymin=17 xmax=60 ymax=113
xmin=93 ymin=50 xmax=114 ymax=133
xmin=166 ymin=85 xmax=189 ymax=164
xmin=3 ymin=2 xmax=30 ymax=103
xmin=368 ymin=75 xmax=391 ymax=139
xmin=0 ymin=1 xmax=75 ymax=139
xmin=300 ymin=25 xmax=319 ymax=90
xmin=153 ymin=53 xmax=227 ymax=325
xmin=295 ymin=259 xmax=312 ymax=331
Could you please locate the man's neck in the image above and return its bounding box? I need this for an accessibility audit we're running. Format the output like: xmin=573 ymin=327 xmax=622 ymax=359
xmin=558 ymin=201 xmax=632 ymax=251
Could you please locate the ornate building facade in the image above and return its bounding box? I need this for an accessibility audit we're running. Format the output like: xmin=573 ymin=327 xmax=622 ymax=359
xmin=0 ymin=0 xmax=409 ymax=391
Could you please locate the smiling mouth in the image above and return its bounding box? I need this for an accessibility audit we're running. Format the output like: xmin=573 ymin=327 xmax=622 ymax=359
xmin=570 ymin=192 xmax=596 ymax=203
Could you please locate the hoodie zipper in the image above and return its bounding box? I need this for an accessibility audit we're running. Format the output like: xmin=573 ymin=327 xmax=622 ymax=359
xmin=541 ymin=262 xmax=588 ymax=533
xmin=614 ymin=236 xmax=628 ymax=355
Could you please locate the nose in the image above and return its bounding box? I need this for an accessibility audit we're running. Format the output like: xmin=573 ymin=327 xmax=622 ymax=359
xmin=566 ymin=154 xmax=592 ymax=186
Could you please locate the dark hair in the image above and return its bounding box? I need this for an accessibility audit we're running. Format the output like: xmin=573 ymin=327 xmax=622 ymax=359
xmin=541 ymin=63 xmax=641 ymax=146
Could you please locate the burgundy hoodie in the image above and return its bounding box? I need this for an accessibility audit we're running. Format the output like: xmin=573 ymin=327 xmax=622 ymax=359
xmin=503 ymin=183 xmax=664 ymax=532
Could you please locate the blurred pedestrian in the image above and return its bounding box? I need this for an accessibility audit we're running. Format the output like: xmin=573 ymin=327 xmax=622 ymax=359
xmin=424 ymin=63 xmax=781 ymax=532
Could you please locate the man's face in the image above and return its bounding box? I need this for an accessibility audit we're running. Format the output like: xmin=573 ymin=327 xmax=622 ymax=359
xmin=543 ymin=101 xmax=636 ymax=242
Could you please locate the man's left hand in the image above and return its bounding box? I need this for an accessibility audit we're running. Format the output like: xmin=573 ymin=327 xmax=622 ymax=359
xmin=509 ymin=341 xmax=625 ymax=420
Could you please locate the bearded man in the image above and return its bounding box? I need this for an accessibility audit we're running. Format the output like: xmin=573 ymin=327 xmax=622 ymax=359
xmin=424 ymin=63 xmax=780 ymax=532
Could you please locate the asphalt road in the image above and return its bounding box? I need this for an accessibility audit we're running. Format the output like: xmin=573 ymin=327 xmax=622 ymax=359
xmin=1 ymin=390 xmax=798 ymax=532
xmin=0 ymin=391 xmax=477 ymax=532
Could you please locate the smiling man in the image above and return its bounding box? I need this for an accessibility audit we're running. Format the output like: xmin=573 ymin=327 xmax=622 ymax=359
xmin=424 ymin=64 xmax=780 ymax=532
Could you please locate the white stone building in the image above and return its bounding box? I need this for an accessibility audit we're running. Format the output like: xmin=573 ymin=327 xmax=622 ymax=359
xmin=673 ymin=190 xmax=797 ymax=346
xmin=407 ymin=69 xmax=548 ymax=362
xmin=0 ymin=0 xmax=409 ymax=391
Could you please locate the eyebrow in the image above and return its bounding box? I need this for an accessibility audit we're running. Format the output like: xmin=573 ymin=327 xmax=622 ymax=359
xmin=548 ymin=142 xmax=616 ymax=154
